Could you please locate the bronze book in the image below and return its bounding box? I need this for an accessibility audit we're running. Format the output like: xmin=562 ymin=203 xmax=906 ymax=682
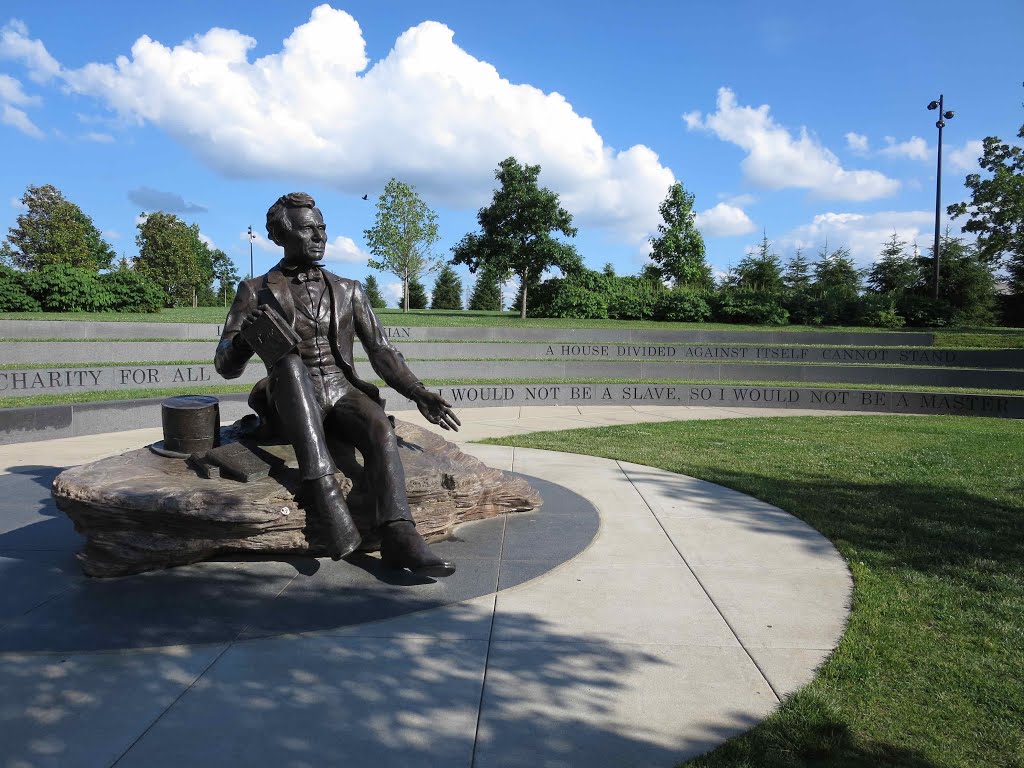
xmin=240 ymin=307 xmax=301 ymax=366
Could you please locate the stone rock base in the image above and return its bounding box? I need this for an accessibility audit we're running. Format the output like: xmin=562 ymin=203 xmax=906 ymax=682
xmin=53 ymin=419 xmax=541 ymax=577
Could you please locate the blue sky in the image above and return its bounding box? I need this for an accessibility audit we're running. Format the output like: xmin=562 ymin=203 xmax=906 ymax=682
xmin=1 ymin=0 xmax=1022 ymax=305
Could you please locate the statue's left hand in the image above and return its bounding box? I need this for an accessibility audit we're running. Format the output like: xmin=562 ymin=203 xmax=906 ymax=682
xmin=413 ymin=388 xmax=461 ymax=432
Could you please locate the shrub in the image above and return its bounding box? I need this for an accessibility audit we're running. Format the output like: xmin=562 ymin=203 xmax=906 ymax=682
xmin=713 ymin=289 xmax=789 ymax=325
xmin=99 ymin=269 xmax=165 ymax=313
xmin=607 ymin=281 xmax=661 ymax=320
xmin=653 ymin=289 xmax=711 ymax=322
xmin=857 ymin=294 xmax=905 ymax=328
xmin=544 ymin=283 xmax=608 ymax=319
xmin=24 ymin=265 xmax=113 ymax=312
xmin=0 ymin=266 xmax=41 ymax=311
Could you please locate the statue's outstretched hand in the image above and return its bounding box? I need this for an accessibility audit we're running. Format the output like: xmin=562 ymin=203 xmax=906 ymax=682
xmin=414 ymin=388 xmax=461 ymax=432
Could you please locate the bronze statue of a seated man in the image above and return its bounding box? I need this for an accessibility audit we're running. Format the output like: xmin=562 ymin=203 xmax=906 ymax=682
xmin=215 ymin=192 xmax=460 ymax=576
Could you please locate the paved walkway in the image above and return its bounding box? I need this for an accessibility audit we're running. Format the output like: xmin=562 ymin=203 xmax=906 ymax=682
xmin=0 ymin=406 xmax=853 ymax=767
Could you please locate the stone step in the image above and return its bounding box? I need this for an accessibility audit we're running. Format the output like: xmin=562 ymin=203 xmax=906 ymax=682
xmin=2 ymin=341 xmax=1020 ymax=368
xmin=0 ymin=319 xmax=934 ymax=346
xmin=1 ymin=360 xmax=1022 ymax=398
xmin=1 ymin=384 xmax=1020 ymax=445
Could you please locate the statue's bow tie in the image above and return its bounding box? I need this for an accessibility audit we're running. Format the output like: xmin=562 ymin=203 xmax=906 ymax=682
xmin=285 ymin=267 xmax=322 ymax=283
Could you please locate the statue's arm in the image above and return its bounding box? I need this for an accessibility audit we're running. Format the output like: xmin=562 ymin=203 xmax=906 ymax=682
xmin=351 ymin=280 xmax=423 ymax=399
xmin=215 ymin=280 xmax=257 ymax=379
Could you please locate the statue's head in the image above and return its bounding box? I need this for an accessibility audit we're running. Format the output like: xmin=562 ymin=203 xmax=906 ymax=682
xmin=266 ymin=192 xmax=326 ymax=266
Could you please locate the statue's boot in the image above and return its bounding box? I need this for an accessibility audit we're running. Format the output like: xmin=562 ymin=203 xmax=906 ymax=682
xmin=306 ymin=475 xmax=361 ymax=560
xmin=380 ymin=520 xmax=456 ymax=577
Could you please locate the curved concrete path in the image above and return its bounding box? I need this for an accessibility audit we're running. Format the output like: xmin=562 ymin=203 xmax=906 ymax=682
xmin=0 ymin=406 xmax=853 ymax=767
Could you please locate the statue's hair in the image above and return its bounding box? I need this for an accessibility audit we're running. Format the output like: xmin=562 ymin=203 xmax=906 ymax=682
xmin=266 ymin=192 xmax=317 ymax=245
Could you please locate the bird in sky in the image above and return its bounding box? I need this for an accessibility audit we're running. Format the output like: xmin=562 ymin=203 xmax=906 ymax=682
xmin=361 ymin=194 xmax=368 ymax=200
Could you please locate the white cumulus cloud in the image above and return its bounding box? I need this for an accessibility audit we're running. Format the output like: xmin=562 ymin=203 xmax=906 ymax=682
xmin=684 ymin=87 xmax=899 ymax=201
xmin=845 ymin=132 xmax=869 ymax=154
xmin=948 ymin=139 xmax=984 ymax=172
xmin=3 ymin=7 xmax=674 ymax=245
xmin=880 ymin=135 xmax=929 ymax=161
xmin=241 ymin=228 xmax=368 ymax=265
xmin=384 ymin=281 xmax=404 ymax=305
xmin=0 ymin=19 xmax=61 ymax=82
xmin=324 ymin=235 xmax=369 ymax=264
xmin=779 ymin=210 xmax=934 ymax=265
xmin=695 ymin=202 xmax=756 ymax=237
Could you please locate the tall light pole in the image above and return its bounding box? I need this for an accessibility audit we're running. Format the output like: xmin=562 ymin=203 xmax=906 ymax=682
xmin=247 ymin=225 xmax=256 ymax=280
xmin=927 ymin=95 xmax=955 ymax=299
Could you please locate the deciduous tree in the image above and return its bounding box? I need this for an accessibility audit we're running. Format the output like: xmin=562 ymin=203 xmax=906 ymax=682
xmin=364 ymin=179 xmax=441 ymax=313
xmin=648 ymin=183 xmax=711 ymax=290
xmin=452 ymin=157 xmax=580 ymax=319
xmin=399 ymin=275 xmax=428 ymax=310
xmin=210 ymin=248 xmax=239 ymax=307
xmin=134 ymin=212 xmax=210 ymax=307
xmin=2 ymin=184 xmax=114 ymax=272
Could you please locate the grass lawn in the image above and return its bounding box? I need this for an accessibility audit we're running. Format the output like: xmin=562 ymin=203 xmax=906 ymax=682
xmin=482 ymin=415 xmax=1024 ymax=768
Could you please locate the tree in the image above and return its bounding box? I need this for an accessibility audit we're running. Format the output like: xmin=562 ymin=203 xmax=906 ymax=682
xmin=947 ymin=121 xmax=1024 ymax=289
xmin=783 ymin=247 xmax=812 ymax=292
xmin=430 ymin=264 xmax=463 ymax=310
xmin=782 ymin=247 xmax=815 ymax=325
xmin=812 ymin=244 xmax=863 ymax=325
xmin=648 ymin=182 xmax=712 ymax=290
xmin=731 ymin=233 xmax=784 ymax=292
xmin=399 ymin=275 xmax=428 ymax=310
xmin=210 ymin=249 xmax=239 ymax=307
xmin=867 ymin=232 xmax=920 ymax=295
xmin=134 ymin=212 xmax=210 ymax=307
xmin=1 ymin=184 xmax=115 ymax=272
xmin=452 ymin=157 xmax=580 ymax=319
xmin=468 ymin=263 xmax=504 ymax=311
xmin=364 ymin=179 xmax=441 ymax=313
xmin=363 ymin=274 xmax=386 ymax=308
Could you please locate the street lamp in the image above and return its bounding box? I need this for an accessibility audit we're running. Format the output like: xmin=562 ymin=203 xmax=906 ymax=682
xmin=247 ymin=225 xmax=256 ymax=280
xmin=927 ymin=95 xmax=955 ymax=299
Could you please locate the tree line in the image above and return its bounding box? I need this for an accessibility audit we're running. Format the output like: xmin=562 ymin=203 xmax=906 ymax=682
xmin=364 ymin=114 xmax=1022 ymax=327
xmin=0 ymin=185 xmax=238 ymax=313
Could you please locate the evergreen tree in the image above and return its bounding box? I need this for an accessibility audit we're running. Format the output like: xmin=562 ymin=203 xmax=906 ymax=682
xmin=812 ymin=244 xmax=862 ymax=325
xmin=468 ymin=263 xmax=504 ymax=311
xmin=648 ymin=182 xmax=712 ymax=289
xmin=783 ymin=247 xmax=812 ymax=291
xmin=867 ymin=232 xmax=920 ymax=295
xmin=732 ymin=233 xmax=784 ymax=292
xmin=363 ymin=274 xmax=386 ymax=308
xmin=399 ymin=275 xmax=428 ymax=309
xmin=2 ymin=184 xmax=115 ymax=272
xmin=430 ymin=264 xmax=463 ymax=310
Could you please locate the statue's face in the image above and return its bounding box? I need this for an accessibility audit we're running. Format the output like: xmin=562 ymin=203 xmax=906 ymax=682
xmin=281 ymin=206 xmax=326 ymax=266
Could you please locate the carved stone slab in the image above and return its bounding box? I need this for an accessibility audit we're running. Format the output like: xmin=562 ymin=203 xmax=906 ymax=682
xmin=52 ymin=419 xmax=541 ymax=577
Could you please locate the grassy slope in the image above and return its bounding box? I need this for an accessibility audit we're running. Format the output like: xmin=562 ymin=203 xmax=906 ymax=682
xmin=1 ymin=308 xmax=1022 ymax=348
xmin=483 ymin=416 xmax=1024 ymax=768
